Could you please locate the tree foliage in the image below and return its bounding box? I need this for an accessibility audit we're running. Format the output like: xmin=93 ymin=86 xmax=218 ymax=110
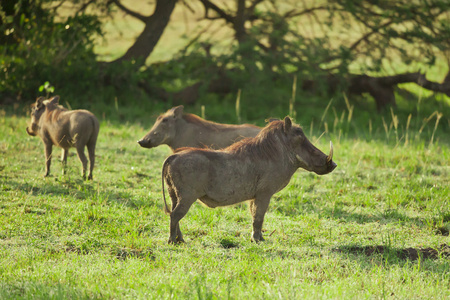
xmin=1 ymin=0 xmax=449 ymax=110
xmin=196 ymin=1 xmax=450 ymax=74
xmin=155 ymin=0 xmax=450 ymax=110
xmin=0 ymin=0 xmax=103 ymax=101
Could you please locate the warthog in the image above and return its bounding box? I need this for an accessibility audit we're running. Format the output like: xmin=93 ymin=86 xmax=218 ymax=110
xmin=161 ymin=117 xmax=337 ymax=244
xmin=138 ymin=105 xmax=261 ymax=151
xmin=26 ymin=96 xmax=99 ymax=180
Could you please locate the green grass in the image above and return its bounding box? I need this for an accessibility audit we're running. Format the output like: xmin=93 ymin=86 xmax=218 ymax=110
xmin=0 ymin=102 xmax=449 ymax=299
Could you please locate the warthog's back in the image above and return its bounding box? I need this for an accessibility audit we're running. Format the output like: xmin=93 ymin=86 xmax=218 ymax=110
xmin=138 ymin=106 xmax=261 ymax=151
xmin=44 ymin=109 xmax=99 ymax=148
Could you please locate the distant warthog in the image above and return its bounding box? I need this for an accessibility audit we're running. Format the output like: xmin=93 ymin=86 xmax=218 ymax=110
xmin=26 ymin=96 xmax=99 ymax=180
xmin=161 ymin=117 xmax=337 ymax=244
xmin=138 ymin=105 xmax=261 ymax=151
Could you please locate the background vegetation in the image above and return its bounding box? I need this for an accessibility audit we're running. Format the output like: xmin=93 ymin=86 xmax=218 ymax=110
xmin=1 ymin=1 xmax=450 ymax=117
xmin=0 ymin=0 xmax=449 ymax=299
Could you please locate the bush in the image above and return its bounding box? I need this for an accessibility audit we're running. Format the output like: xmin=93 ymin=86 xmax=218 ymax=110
xmin=0 ymin=2 xmax=101 ymax=103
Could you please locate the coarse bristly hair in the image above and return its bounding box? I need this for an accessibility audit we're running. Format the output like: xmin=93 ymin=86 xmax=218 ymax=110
xmin=42 ymin=100 xmax=68 ymax=123
xmin=225 ymin=120 xmax=294 ymax=162
xmin=183 ymin=113 xmax=259 ymax=132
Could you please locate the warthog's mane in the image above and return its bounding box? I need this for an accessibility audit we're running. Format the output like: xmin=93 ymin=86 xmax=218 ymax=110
xmin=183 ymin=113 xmax=257 ymax=132
xmin=43 ymin=101 xmax=68 ymax=123
xmin=226 ymin=120 xmax=292 ymax=161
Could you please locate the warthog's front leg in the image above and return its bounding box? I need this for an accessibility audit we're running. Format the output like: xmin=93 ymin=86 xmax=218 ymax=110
xmin=44 ymin=143 xmax=53 ymax=177
xmin=168 ymin=196 xmax=196 ymax=244
xmin=249 ymin=195 xmax=271 ymax=242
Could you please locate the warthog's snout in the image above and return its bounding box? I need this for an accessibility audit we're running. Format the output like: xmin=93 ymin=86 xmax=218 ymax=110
xmin=308 ymin=141 xmax=337 ymax=175
xmin=314 ymin=159 xmax=337 ymax=175
xmin=328 ymin=160 xmax=337 ymax=173
xmin=137 ymin=139 xmax=151 ymax=148
xmin=26 ymin=127 xmax=36 ymax=136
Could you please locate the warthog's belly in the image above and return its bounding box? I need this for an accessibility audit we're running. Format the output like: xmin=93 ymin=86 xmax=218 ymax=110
xmin=50 ymin=133 xmax=72 ymax=148
xmin=198 ymin=194 xmax=251 ymax=208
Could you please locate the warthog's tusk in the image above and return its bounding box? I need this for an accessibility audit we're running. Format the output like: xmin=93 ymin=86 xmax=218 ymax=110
xmin=327 ymin=141 xmax=333 ymax=163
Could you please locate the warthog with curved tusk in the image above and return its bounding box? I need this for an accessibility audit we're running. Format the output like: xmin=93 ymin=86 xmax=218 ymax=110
xmin=161 ymin=117 xmax=337 ymax=244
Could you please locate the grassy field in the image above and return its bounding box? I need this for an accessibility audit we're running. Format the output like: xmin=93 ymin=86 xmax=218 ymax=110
xmin=0 ymin=102 xmax=449 ymax=299
xmin=2 ymin=1 xmax=450 ymax=298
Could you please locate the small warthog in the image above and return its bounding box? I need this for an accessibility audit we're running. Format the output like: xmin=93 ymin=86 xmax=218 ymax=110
xmin=26 ymin=96 xmax=99 ymax=180
xmin=161 ymin=117 xmax=337 ymax=244
xmin=138 ymin=105 xmax=261 ymax=151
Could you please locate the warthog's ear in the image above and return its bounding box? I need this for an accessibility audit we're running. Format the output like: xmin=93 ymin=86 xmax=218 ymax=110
xmin=35 ymin=97 xmax=45 ymax=109
xmin=48 ymin=95 xmax=60 ymax=105
xmin=171 ymin=105 xmax=184 ymax=119
xmin=283 ymin=116 xmax=292 ymax=133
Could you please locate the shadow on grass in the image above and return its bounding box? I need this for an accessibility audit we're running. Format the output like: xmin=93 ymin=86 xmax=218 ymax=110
xmin=1 ymin=176 xmax=154 ymax=210
xmin=275 ymin=199 xmax=434 ymax=229
xmin=112 ymin=247 xmax=156 ymax=261
xmin=0 ymin=282 xmax=99 ymax=299
xmin=320 ymin=205 xmax=420 ymax=224
xmin=333 ymin=243 xmax=450 ymax=261
xmin=1 ymin=172 xmax=96 ymax=192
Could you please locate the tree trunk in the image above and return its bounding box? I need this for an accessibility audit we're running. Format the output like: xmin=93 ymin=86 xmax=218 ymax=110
xmin=234 ymin=0 xmax=247 ymax=43
xmin=109 ymin=0 xmax=177 ymax=68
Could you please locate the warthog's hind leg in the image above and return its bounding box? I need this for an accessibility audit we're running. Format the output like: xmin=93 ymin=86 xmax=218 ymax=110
xmin=249 ymin=195 xmax=271 ymax=242
xmin=75 ymin=145 xmax=88 ymax=180
xmin=168 ymin=186 xmax=183 ymax=243
xmin=87 ymin=141 xmax=96 ymax=180
xmin=168 ymin=194 xmax=196 ymax=244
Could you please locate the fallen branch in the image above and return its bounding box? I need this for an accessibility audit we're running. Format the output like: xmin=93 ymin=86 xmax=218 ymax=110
xmin=348 ymin=71 xmax=450 ymax=111
xmin=138 ymin=68 xmax=450 ymax=111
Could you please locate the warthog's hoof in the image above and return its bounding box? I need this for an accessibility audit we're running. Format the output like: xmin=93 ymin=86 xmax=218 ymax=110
xmin=251 ymin=234 xmax=265 ymax=243
xmin=168 ymin=237 xmax=185 ymax=245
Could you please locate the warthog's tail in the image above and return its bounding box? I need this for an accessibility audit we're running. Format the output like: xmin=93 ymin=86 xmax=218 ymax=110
xmin=161 ymin=155 xmax=176 ymax=215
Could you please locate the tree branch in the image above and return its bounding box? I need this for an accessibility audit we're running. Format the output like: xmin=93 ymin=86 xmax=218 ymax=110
xmin=283 ymin=6 xmax=328 ymax=19
xmin=199 ymin=0 xmax=234 ymax=24
xmin=51 ymin=0 xmax=67 ymax=13
xmin=180 ymin=0 xmax=196 ymax=14
xmin=247 ymin=0 xmax=264 ymax=14
xmin=348 ymin=72 xmax=450 ymax=111
xmin=348 ymin=19 xmax=395 ymax=52
xmin=111 ymin=0 xmax=149 ymax=22
xmin=415 ymin=72 xmax=450 ymax=96
xmin=76 ymin=0 xmax=96 ymax=15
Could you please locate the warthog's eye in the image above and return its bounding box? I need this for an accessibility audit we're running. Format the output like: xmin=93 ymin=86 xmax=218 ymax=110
xmin=162 ymin=118 xmax=168 ymax=123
